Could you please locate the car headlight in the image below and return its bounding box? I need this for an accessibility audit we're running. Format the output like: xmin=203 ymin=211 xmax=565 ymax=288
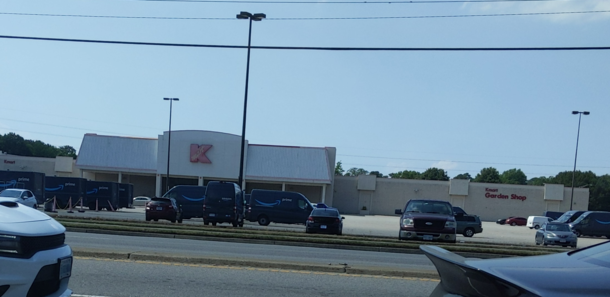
xmin=445 ymin=221 xmax=456 ymax=228
xmin=0 ymin=234 xmax=21 ymax=255
xmin=402 ymin=218 xmax=414 ymax=227
xmin=546 ymin=233 xmax=556 ymax=238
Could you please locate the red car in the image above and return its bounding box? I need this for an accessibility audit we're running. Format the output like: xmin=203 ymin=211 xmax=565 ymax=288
xmin=145 ymin=197 xmax=182 ymax=223
xmin=504 ymin=217 xmax=527 ymax=226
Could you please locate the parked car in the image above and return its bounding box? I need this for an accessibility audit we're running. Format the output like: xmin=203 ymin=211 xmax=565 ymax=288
xmin=569 ymin=211 xmax=610 ymax=238
xmin=505 ymin=217 xmax=527 ymax=226
xmin=395 ymin=199 xmax=457 ymax=243
xmin=203 ymin=181 xmax=244 ymax=227
xmin=0 ymin=188 xmax=38 ymax=208
xmin=543 ymin=210 xmax=564 ymax=220
xmin=245 ymin=189 xmax=314 ymax=226
xmin=305 ymin=207 xmax=344 ymax=235
xmin=0 ymin=200 xmax=73 ymax=296
xmin=554 ymin=210 xmax=585 ymax=224
xmin=452 ymin=206 xmax=467 ymax=215
xmin=421 ymin=241 xmax=610 ymax=297
xmin=145 ymin=197 xmax=182 ymax=223
xmin=526 ymin=215 xmax=553 ymax=229
xmin=132 ymin=196 xmax=151 ymax=206
xmin=455 ymin=214 xmax=482 ymax=237
xmin=535 ymin=222 xmax=578 ymax=248
xmin=496 ymin=217 xmax=512 ymax=225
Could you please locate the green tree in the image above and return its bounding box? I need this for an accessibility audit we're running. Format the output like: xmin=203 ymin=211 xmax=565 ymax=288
xmin=553 ymin=170 xmax=597 ymax=188
xmin=345 ymin=168 xmax=369 ymax=177
xmin=527 ymin=176 xmax=555 ymax=186
xmin=389 ymin=170 xmax=421 ymax=180
xmin=590 ymin=175 xmax=610 ymax=211
xmin=334 ymin=161 xmax=345 ymax=176
xmin=27 ymin=140 xmax=58 ymax=158
xmin=473 ymin=167 xmax=501 ymax=183
xmin=0 ymin=132 xmax=32 ymax=156
xmin=453 ymin=173 xmax=472 ymax=180
xmin=369 ymin=171 xmax=386 ymax=178
xmin=421 ymin=167 xmax=449 ymax=181
xmin=57 ymin=145 xmax=77 ymax=158
xmin=500 ymin=168 xmax=527 ymax=185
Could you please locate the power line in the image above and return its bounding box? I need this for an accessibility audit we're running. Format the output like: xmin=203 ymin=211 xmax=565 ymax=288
xmin=1 ymin=10 xmax=608 ymax=21
xmin=2 ymin=35 xmax=610 ymax=51
xmin=138 ymin=0 xmax=592 ymax=4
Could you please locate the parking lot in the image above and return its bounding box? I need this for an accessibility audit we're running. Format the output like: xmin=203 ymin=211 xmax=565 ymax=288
xmin=52 ymin=206 xmax=608 ymax=248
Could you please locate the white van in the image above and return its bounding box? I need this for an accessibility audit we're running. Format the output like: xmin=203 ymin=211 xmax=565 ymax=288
xmin=527 ymin=216 xmax=553 ymax=229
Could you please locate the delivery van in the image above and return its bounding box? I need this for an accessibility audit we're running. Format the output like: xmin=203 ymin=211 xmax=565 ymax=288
xmin=246 ymin=189 xmax=314 ymax=226
xmin=527 ymin=216 xmax=553 ymax=229
xmin=569 ymin=211 xmax=610 ymax=238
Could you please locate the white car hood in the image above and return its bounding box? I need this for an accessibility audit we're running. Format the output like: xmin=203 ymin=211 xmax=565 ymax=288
xmin=0 ymin=202 xmax=66 ymax=236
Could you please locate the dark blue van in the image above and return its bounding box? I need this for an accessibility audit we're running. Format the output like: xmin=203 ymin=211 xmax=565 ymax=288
xmin=202 ymin=181 xmax=244 ymax=227
xmin=246 ymin=189 xmax=314 ymax=226
xmin=161 ymin=185 xmax=207 ymax=220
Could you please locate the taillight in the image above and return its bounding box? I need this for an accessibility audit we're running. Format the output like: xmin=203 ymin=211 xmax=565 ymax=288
xmin=202 ymin=203 xmax=206 ymax=211
xmin=335 ymin=218 xmax=341 ymax=223
xmin=168 ymin=205 xmax=173 ymax=209
xmin=307 ymin=216 xmax=314 ymax=222
xmin=247 ymin=206 xmax=251 ymax=213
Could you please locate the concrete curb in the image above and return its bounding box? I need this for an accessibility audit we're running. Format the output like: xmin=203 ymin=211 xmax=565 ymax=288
xmin=72 ymin=248 xmax=440 ymax=280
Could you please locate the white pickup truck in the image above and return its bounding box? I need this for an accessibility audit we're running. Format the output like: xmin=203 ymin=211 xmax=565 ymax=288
xmin=0 ymin=200 xmax=72 ymax=297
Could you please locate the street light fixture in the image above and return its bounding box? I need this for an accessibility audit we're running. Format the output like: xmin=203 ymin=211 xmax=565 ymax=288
xmin=236 ymin=11 xmax=266 ymax=190
xmin=164 ymin=97 xmax=179 ymax=192
xmin=569 ymin=110 xmax=590 ymax=210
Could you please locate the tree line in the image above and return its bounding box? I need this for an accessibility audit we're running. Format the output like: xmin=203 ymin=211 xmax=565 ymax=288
xmin=334 ymin=161 xmax=610 ymax=211
xmin=0 ymin=133 xmax=77 ymax=158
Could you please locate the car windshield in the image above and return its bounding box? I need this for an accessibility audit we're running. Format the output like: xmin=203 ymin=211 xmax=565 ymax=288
xmin=150 ymin=198 xmax=171 ymax=205
xmin=555 ymin=211 xmax=576 ymax=223
xmin=406 ymin=201 xmax=452 ymax=215
xmin=312 ymin=209 xmax=339 ymax=217
xmin=0 ymin=190 xmax=21 ymax=198
xmin=546 ymin=224 xmax=570 ymax=232
xmin=571 ymin=213 xmax=590 ymax=225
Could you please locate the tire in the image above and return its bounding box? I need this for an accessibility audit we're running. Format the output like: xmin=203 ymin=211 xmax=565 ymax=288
xmin=171 ymin=219 xmax=176 ymax=223
xmin=534 ymin=225 xmax=540 ymax=230
xmin=305 ymin=228 xmax=311 ymax=234
xmin=146 ymin=217 xmax=151 ymax=222
xmin=535 ymin=240 xmax=540 ymax=245
xmin=178 ymin=219 xmax=183 ymax=223
xmin=257 ymin=215 xmax=270 ymax=226
xmin=204 ymin=220 xmax=209 ymax=226
xmin=153 ymin=219 xmax=158 ymax=222
xmin=510 ymin=222 xmax=516 ymax=226
xmin=232 ymin=221 xmax=238 ymax=227
xmin=574 ymin=230 xmax=582 ymax=237
xmin=238 ymin=222 xmax=244 ymax=227
xmin=529 ymin=227 xmax=533 ymax=229
xmin=212 ymin=222 xmax=217 ymax=226
xmin=337 ymin=228 xmax=342 ymax=236
xmin=463 ymin=228 xmax=475 ymax=237
xmin=176 ymin=213 xmax=183 ymax=224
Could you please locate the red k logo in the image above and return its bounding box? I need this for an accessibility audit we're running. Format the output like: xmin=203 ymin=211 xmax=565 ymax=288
xmin=190 ymin=144 xmax=212 ymax=163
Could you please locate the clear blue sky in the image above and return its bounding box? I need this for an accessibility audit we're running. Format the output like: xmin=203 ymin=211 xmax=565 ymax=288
xmin=1 ymin=0 xmax=609 ymax=179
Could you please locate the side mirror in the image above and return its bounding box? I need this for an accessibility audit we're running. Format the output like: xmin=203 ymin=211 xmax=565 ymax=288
xmin=341 ymin=216 xmax=345 ymax=220
xmin=394 ymin=209 xmax=403 ymax=215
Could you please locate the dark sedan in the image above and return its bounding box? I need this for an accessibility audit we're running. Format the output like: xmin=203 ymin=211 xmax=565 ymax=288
xmin=145 ymin=197 xmax=182 ymax=223
xmin=421 ymin=241 xmax=610 ymax=297
xmin=306 ymin=207 xmax=344 ymax=235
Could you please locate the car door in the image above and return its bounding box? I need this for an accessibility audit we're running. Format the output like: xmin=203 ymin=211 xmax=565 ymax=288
xmin=22 ymin=191 xmax=36 ymax=207
xmin=535 ymin=224 xmax=546 ymax=243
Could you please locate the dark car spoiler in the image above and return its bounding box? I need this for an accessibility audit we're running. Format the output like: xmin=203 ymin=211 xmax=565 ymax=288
xmin=419 ymin=245 xmax=538 ymax=297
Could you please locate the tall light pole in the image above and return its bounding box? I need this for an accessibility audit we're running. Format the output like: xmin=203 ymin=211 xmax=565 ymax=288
xmin=236 ymin=11 xmax=266 ymax=190
xmin=569 ymin=110 xmax=590 ymax=210
xmin=164 ymin=97 xmax=179 ymax=192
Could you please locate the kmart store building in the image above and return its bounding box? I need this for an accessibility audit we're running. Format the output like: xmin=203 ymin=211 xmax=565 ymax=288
xmin=1 ymin=130 xmax=589 ymax=221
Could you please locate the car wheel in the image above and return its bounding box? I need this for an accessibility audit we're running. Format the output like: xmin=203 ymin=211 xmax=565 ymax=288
xmin=232 ymin=221 xmax=238 ymax=227
xmin=574 ymin=230 xmax=582 ymax=237
xmin=146 ymin=217 xmax=151 ymax=222
xmin=535 ymin=240 xmax=540 ymax=245
xmin=171 ymin=219 xmax=176 ymax=223
xmin=528 ymin=227 xmax=533 ymax=229
xmin=153 ymin=219 xmax=158 ymax=222
xmin=337 ymin=228 xmax=342 ymax=236
xmin=562 ymin=245 xmax=568 ymax=247
xmin=257 ymin=215 xmax=270 ymax=226
xmin=510 ymin=222 xmax=516 ymax=226
xmin=212 ymin=222 xmax=217 ymax=226
xmin=463 ymin=228 xmax=475 ymax=237
xmin=534 ymin=225 xmax=540 ymax=230
xmin=238 ymin=222 xmax=244 ymax=227
xmin=305 ymin=228 xmax=311 ymax=234
xmin=204 ymin=220 xmax=209 ymax=225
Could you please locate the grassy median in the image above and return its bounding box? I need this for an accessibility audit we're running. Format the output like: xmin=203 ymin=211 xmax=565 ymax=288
xmin=54 ymin=215 xmax=569 ymax=258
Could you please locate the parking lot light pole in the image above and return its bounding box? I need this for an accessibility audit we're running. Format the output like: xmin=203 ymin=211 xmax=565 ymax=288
xmin=236 ymin=11 xmax=266 ymax=190
xmin=569 ymin=111 xmax=590 ymax=210
xmin=164 ymin=97 xmax=179 ymax=193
